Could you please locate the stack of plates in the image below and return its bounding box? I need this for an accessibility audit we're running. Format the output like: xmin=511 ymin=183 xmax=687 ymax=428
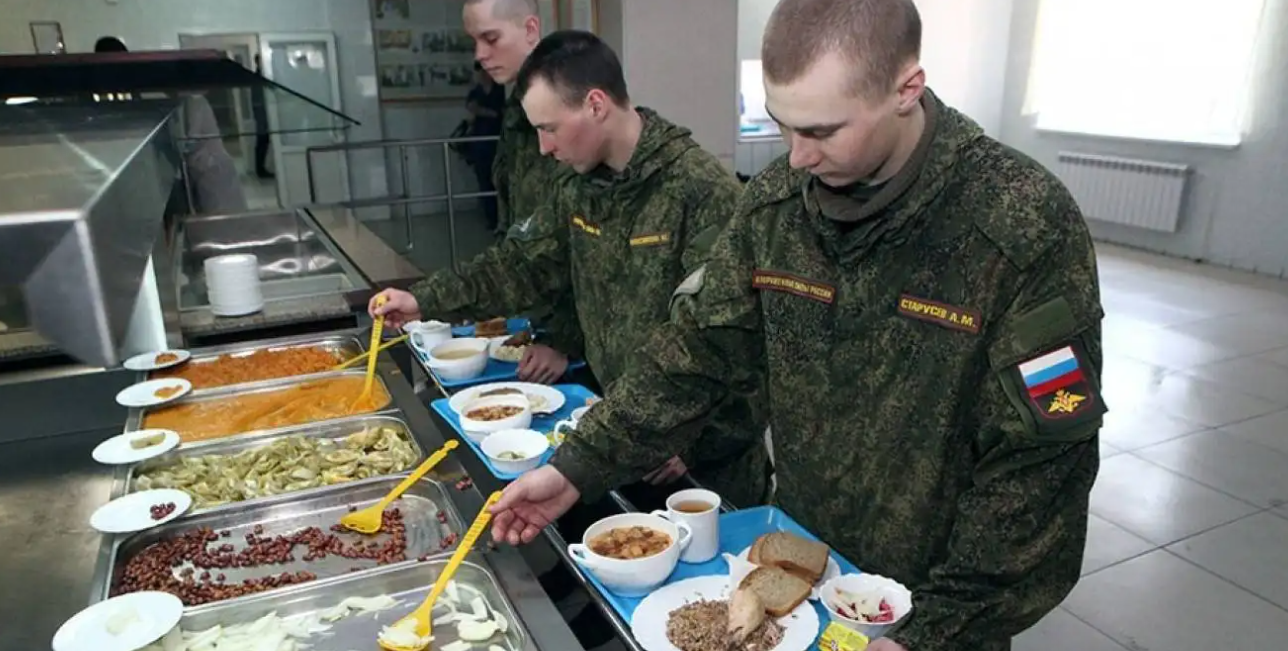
xmin=205 ymin=254 xmax=263 ymax=317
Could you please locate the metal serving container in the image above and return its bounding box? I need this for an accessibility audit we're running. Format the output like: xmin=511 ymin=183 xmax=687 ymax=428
xmin=128 ymin=370 xmax=395 ymax=446
xmin=142 ymin=560 xmax=528 ymax=650
xmin=118 ymin=414 xmax=425 ymax=512
xmin=144 ymin=333 xmax=366 ymax=394
xmin=99 ymin=475 xmax=466 ymax=611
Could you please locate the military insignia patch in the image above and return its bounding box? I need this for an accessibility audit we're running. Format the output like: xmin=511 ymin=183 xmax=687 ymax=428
xmin=1017 ymin=344 xmax=1098 ymax=421
xmin=752 ymin=269 xmax=835 ymax=304
xmin=897 ymin=294 xmax=982 ymax=334
xmin=571 ymin=214 xmax=601 ymax=236
xmin=629 ymin=231 xmax=671 ymax=247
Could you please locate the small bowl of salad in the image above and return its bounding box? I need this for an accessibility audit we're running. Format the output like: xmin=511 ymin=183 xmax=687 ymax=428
xmin=820 ymin=573 xmax=914 ymax=638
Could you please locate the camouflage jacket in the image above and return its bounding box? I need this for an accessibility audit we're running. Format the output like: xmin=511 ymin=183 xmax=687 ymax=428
xmin=412 ymin=109 xmax=771 ymax=505
xmin=552 ymin=92 xmax=1105 ymax=650
xmin=492 ymin=89 xmax=584 ymax=357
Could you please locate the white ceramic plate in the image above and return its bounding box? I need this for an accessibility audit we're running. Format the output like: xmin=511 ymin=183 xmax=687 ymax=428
xmin=92 ymin=430 xmax=181 ymax=465
xmin=115 ymin=379 xmax=193 ymax=409
xmin=736 ymin=545 xmax=841 ymax=601
xmin=488 ymin=336 xmax=528 ymax=363
xmin=90 ymin=489 xmax=192 ymax=534
xmin=122 ymin=350 xmax=191 ymax=372
xmin=631 ymin=575 xmax=818 ymax=651
xmin=52 ymin=591 xmax=183 ymax=651
xmin=449 ymin=382 xmax=566 ymax=415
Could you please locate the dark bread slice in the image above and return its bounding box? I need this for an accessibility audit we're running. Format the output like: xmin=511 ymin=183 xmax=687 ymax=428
xmin=738 ymin=566 xmax=812 ymax=617
xmin=758 ymin=532 xmax=829 ymax=584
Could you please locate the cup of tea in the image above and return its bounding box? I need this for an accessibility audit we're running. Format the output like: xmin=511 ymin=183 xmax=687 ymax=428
xmin=653 ymin=488 xmax=721 ymax=564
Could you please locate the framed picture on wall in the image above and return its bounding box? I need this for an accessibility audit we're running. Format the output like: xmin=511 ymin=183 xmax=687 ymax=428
xmin=30 ymin=21 xmax=66 ymax=55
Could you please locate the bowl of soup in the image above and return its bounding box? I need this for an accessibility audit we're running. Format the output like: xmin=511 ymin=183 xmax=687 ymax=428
xmin=458 ymin=394 xmax=532 ymax=443
xmin=425 ymin=338 xmax=489 ymax=381
xmin=569 ymin=513 xmax=692 ymax=596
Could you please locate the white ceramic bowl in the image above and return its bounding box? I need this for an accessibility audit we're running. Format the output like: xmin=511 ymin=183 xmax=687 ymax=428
xmin=480 ymin=428 xmax=549 ymax=474
xmin=819 ymin=573 xmax=914 ymax=638
xmin=569 ymin=512 xmax=692 ymax=597
xmin=458 ymin=394 xmax=532 ymax=444
xmin=424 ymin=338 xmax=489 ymax=381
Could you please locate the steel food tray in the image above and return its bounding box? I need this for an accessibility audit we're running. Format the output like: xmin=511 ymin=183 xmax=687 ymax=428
xmin=129 ymin=370 xmax=395 ymax=447
xmin=98 ymin=474 xmax=467 ymax=611
xmin=117 ymin=414 xmax=425 ymax=511
xmin=143 ymin=560 xmax=528 ymax=651
xmin=144 ymin=333 xmax=365 ymax=393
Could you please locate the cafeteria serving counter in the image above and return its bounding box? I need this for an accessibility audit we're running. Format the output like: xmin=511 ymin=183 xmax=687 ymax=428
xmin=0 ymin=330 xmax=586 ymax=651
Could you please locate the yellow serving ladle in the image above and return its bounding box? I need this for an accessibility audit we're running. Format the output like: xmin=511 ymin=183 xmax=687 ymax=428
xmin=378 ymin=491 xmax=504 ymax=651
xmin=333 ymin=334 xmax=410 ymax=371
xmin=352 ymin=295 xmax=387 ymax=410
xmin=339 ymin=439 xmax=459 ymax=534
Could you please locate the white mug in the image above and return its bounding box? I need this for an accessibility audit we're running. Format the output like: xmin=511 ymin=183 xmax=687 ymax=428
xmin=654 ymin=488 xmax=721 ymax=564
xmin=407 ymin=322 xmax=452 ymax=359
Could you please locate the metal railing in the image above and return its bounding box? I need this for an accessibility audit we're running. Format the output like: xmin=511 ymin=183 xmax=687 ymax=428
xmin=304 ymin=134 xmax=500 ymax=270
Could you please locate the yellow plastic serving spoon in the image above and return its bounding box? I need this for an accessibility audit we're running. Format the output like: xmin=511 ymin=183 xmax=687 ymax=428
xmin=333 ymin=334 xmax=409 ymax=371
xmin=378 ymin=491 xmax=504 ymax=651
xmin=352 ymin=295 xmax=387 ymax=410
xmin=339 ymin=439 xmax=460 ymax=534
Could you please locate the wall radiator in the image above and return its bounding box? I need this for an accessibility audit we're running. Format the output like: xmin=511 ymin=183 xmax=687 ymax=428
xmin=1054 ymin=152 xmax=1191 ymax=233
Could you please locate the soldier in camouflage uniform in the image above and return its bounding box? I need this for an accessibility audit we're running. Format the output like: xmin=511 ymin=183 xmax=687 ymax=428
xmin=490 ymin=2 xmax=1104 ymax=650
xmin=463 ymin=0 xmax=584 ymax=379
xmin=373 ymin=31 xmax=771 ymax=509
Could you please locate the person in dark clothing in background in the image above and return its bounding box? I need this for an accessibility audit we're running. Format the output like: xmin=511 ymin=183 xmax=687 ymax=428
xmin=252 ymin=55 xmax=274 ymax=179
xmin=465 ymin=61 xmax=506 ymax=231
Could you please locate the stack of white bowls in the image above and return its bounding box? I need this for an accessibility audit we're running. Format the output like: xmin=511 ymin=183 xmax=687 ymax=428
xmin=204 ymin=254 xmax=263 ymax=317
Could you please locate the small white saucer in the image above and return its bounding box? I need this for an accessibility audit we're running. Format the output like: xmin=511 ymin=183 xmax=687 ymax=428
xmin=92 ymin=430 xmax=181 ymax=465
xmin=52 ymin=591 xmax=183 ymax=651
xmin=122 ymin=350 xmax=191 ymax=372
xmin=115 ymin=379 xmax=192 ymax=409
xmin=90 ymin=489 xmax=192 ymax=534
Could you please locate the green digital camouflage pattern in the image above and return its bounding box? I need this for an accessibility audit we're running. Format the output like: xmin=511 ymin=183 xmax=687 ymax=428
xmin=493 ymin=90 xmax=584 ymax=358
xmin=412 ymin=108 xmax=771 ymax=506
xmin=552 ymin=91 xmax=1104 ymax=651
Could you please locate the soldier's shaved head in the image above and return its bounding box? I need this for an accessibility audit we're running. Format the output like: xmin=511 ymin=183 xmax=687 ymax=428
xmin=762 ymin=0 xmax=921 ymax=98
xmin=466 ymin=0 xmax=537 ymax=22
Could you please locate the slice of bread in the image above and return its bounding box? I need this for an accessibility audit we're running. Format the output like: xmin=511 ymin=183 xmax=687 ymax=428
xmin=738 ymin=566 xmax=812 ymax=617
xmin=757 ymin=532 xmax=830 ymax=584
xmin=747 ymin=533 xmax=767 ymax=565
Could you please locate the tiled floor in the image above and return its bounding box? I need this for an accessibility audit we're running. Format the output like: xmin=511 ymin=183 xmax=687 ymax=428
xmin=1016 ymin=243 xmax=1288 ymax=651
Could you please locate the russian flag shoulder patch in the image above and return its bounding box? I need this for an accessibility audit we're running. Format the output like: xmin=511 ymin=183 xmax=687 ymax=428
xmin=1012 ymin=340 xmax=1105 ymax=429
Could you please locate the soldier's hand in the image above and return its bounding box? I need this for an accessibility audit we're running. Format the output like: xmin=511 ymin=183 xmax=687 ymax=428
xmin=517 ymin=344 xmax=569 ymax=384
xmin=642 ymin=456 xmax=688 ymax=485
xmin=867 ymin=639 xmax=908 ymax=651
xmin=369 ymin=288 xmax=421 ymax=330
xmin=489 ymin=465 xmax=581 ymax=545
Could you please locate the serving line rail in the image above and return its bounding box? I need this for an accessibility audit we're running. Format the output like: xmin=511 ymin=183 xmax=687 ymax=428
xmin=82 ymin=328 xmax=584 ymax=651
xmin=415 ymin=357 xmax=736 ymax=651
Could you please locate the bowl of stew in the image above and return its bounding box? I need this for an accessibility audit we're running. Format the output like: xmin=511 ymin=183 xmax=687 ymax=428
xmin=458 ymin=394 xmax=532 ymax=444
xmin=568 ymin=512 xmax=692 ymax=596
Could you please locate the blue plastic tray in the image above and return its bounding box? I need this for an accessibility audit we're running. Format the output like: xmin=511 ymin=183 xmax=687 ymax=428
xmin=579 ymin=505 xmax=860 ymax=637
xmin=430 ymin=383 xmax=600 ymax=480
xmin=417 ymin=318 xmax=587 ymax=388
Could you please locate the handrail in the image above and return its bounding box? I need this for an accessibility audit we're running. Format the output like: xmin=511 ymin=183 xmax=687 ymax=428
xmin=304 ymin=134 xmax=503 ymax=269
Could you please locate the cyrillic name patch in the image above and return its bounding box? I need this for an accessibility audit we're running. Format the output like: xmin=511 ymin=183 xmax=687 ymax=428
xmin=1016 ymin=344 xmax=1099 ymax=422
xmin=571 ymin=214 xmax=601 ymax=236
xmin=897 ymin=294 xmax=982 ymax=334
xmin=752 ymin=270 xmax=835 ymax=304
xmin=629 ymin=232 xmax=672 ymax=247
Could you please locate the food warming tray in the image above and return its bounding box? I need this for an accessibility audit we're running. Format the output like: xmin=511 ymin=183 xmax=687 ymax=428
xmin=118 ymin=414 xmax=424 ymax=512
xmin=140 ymin=559 xmax=528 ymax=651
xmin=99 ymin=474 xmax=467 ymax=612
xmin=145 ymin=333 xmax=366 ymax=392
xmin=578 ymin=506 xmax=860 ymax=636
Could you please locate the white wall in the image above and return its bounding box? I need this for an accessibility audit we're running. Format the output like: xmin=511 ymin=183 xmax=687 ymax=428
xmin=999 ymin=0 xmax=1288 ymax=277
xmin=0 ymin=0 xmax=388 ymax=214
xmin=914 ymin=0 xmax=1015 ymax=137
xmin=615 ymin=0 xmax=740 ymax=169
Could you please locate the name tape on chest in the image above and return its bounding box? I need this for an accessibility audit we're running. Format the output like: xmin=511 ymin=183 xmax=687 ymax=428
xmin=752 ymin=270 xmax=836 ymax=304
xmin=1018 ymin=344 xmax=1097 ymax=420
xmin=571 ymin=214 xmax=601 ymax=236
xmin=897 ymin=294 xmax=982 ymax=334
xmin=629 ymin=232 xmax=672 ymax=247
